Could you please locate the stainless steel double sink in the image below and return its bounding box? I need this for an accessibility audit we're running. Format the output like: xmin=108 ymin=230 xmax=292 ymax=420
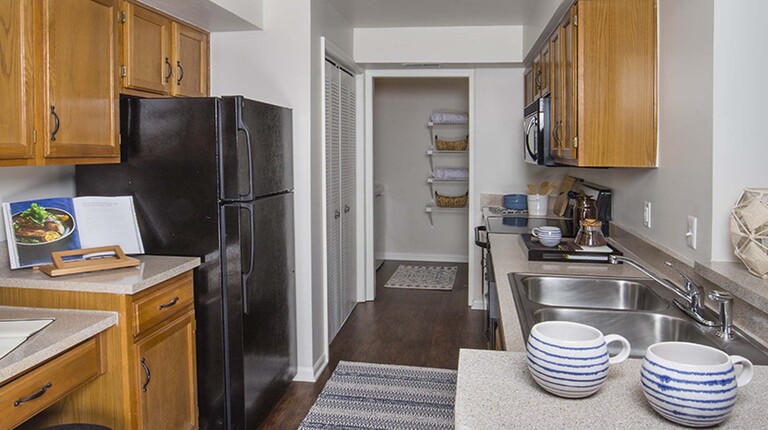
xmin=509 ymin=273 xmax=768 ymax=364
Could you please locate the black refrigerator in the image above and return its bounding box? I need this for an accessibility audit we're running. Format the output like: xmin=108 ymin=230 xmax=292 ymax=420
xmin=76 ymin=95 xmax=296 ymax=430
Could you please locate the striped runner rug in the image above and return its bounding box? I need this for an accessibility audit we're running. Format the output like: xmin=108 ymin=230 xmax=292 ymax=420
xmin=298 ymin=361 xmax=457 ymax=429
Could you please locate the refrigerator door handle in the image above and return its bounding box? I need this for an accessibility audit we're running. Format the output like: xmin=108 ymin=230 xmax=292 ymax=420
xmin=236 ymin=100 xmax=256 ymax=201
xmin=240 ymin=203 xmax=256 ymax=314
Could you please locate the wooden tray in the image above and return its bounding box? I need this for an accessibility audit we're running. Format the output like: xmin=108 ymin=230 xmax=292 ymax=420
xmin=34 ymin=245 xmax=140 ymax=277
xmin=521 ymin=234 xmax=623 ymax=263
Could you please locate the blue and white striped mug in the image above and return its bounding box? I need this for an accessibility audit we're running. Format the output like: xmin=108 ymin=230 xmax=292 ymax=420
xmin=526 ymin=321 xmax=631 ymax=398
xmin=641 ymin=342 xmax=753 ymax=427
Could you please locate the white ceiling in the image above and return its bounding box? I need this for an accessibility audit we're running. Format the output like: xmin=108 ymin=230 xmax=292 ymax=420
xmin=326 ymin=0 xmax=537 ymax=28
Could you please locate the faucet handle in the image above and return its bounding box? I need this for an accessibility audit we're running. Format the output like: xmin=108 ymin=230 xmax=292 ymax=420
xmin=664 ymin=261 xmax=697 ymax=293
xmin=708 ymin=290 xmax=733 ymax=303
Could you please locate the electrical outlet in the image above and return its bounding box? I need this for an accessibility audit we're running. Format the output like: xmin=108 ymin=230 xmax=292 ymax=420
xmin=687 ymin=216 xmax=698 ymax=249
xmin=643 ymin=201 xmax=652 ymax=228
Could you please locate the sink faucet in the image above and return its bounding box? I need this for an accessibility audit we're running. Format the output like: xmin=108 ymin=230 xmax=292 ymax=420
xmin=709 ymin=291 xmax=735 ymax=339
xmin=608 ymin=256 xmax=717 ymax=327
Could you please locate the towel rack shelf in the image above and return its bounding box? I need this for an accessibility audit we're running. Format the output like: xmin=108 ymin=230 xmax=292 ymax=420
xmin=424 ymin=204 xmax=468 ymax=227
xmin=427 ymin=176 xmax=468 ymax=196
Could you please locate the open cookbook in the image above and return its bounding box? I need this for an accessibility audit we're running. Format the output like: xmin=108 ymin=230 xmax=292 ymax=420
xmin=2 ymin=196 xmax=144 ymax=269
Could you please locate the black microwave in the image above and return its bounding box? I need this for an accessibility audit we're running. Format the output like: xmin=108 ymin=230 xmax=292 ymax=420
xmin=523 ymin=97 xmax=555 ymax=166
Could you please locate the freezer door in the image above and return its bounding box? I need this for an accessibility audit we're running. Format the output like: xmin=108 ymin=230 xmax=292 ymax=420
xmin=223 ymin=192 xmax=296 ymax=429
xmin=219 ymin=97 xmax=294 ymax=201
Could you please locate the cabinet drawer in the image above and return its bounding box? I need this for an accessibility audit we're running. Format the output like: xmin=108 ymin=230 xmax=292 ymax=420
xmin=0 ymin=337 xmax=102 ymax=429
xmin=133 ymin=272 xmax=194 ymax=337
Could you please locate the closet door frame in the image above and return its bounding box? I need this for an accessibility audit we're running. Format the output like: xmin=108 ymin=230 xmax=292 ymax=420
xmin=362 ymin=69 xmax=478 ymax=309
xmin=321 ymin=38 xmax=362 ymax=361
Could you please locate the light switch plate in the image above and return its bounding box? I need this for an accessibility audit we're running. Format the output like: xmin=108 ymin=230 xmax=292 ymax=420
xmin=643 ymin=201 xmax=652 ymax=228
xmin=687 ymin=216 xmax=698 ymax=249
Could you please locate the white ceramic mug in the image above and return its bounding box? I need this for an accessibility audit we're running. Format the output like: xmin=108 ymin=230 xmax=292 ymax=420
xmin=526 ymin=321 xmax=631 ymax=398
xmin=641 ymin=342 xmax=753 ymax=427
xmin=528 ymin=194 xmax=549 ymax=216
xmin=531 ymin=226 xmax=562 ymax=247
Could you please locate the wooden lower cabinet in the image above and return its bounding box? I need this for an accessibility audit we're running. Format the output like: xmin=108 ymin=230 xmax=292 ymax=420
xmin=135 ymin=311 xmax=197 ymax=430
xmin=0 ymin=271 xmax=198 ymax=430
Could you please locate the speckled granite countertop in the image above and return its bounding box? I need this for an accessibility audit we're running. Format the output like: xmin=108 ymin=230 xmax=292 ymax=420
xmin=0 ymin=306 xmax=117 ymax=385
xmin=0 ymin=245 xmax=200 ymax=295
xmin=455 ymin=349 xmax=768 ymax=430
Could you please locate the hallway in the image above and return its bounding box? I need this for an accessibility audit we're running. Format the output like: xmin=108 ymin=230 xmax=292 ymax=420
xmin=260 ymin=260 xmax=486 ymax=428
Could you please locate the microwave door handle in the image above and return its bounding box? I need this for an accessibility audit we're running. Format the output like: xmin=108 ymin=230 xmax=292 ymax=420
xmin=525 ymin=117 xmax=538 ymax=161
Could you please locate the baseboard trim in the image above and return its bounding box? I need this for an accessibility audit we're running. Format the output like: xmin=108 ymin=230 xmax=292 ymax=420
xmin=471 ymin=298 xmax=486 ymax=310
xmin=294 ymin=353 xmax=328 ymax=382
xmin=376 ymin=252 xmax=469 ymax=263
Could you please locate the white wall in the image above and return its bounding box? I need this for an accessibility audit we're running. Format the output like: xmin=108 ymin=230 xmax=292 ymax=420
xmin=354 ymin=26 xmax=524 ymax=64
xmin=210 ymin=0 xmax=318 ymax=380
xmin=522 ymin=0 xmax=565 ymax=57
xmin=0 ymin=167 xmax=76 ymax=243
xmin=310 ymin=0 xmax=354 ymax=376
xmin=710 ymin=0 xmax=768 ymax=261
xmin=373 ymin=78 xmax=469 ymax=261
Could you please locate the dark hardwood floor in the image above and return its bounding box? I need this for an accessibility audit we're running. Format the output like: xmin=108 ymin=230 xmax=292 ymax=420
xmin=259 ymin=260 xmax=486 ymax=429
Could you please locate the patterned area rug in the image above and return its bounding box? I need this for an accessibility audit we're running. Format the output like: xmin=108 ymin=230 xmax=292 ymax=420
xmin=298 ymin=361 xmax=457 ymax=430
xmin=384 ymin=265 xmax=458 ymax=291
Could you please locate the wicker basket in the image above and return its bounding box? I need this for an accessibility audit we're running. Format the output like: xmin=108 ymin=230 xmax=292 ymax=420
xmin=435 ymin=192 xmax=468 ymax=208
xmin=434 ymin=136 xmax=468 ymax=151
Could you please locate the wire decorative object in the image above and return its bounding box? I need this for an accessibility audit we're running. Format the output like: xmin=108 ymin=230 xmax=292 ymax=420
xmin=730 ymin=188 xmax=768 ymax=279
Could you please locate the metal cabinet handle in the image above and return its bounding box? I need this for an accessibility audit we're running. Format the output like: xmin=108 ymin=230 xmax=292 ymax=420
xmin=344 ymin=205 xmax=350 ymax=213
xmin=334 ymin=210 xmax=340 ymax=219
xmin=535 ymin=69 xmax=542 ymax=89
xmin=50 ymin=106 xmax=60 ymax=141
xmin=158 ymin=296 xmax=179 ymax=310
xmin=14 ymin=382 xmax=52 ymax=407
xmin=176 ymin=61 xmax=184 ymax=86
xmin=553 ymin=122 xmax=563 ymax=147
xmin=164 ymin=57 xmax=173 ymax=83
xmin=141 ymin=358 xmax=151 ymax=393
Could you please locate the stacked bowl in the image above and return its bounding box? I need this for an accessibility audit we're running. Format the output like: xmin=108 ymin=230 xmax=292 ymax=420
xmin=503 ymin=194 xmax=528 ymax=211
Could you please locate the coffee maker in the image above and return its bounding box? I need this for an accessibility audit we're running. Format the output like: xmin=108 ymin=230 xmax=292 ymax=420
xmin=569 ymin=181 xmax=612 ymax=237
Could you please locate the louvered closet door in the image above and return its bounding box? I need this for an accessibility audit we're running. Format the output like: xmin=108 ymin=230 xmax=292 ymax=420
xmin=339 ymin=70 xmax=357 ymax=325
xmin=325 ymin=61 xmax=342 ymax=341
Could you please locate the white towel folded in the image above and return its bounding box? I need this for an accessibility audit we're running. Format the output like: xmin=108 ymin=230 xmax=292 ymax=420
xmin=433 ymin=168 xmax=469 ymax=180
xmin=431 ymin=111 xmax=468 ymax=123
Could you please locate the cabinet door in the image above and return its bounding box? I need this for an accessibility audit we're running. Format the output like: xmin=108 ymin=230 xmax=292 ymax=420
xmin=41 ymin=0 xmax=119 ymax=162
xmin=122 ymin=2 xmax=171 ymax=94
xmin=523 ymin=67 xmax=533 ymax=106
xmin=0 ymin=0 xmax=35 ymax=164
xmin=135 ymin=312 xmax=197 ymax=430
xmin=560 ymin=5 xmax=579 ymax=162
xmin=540 ymin=45 xmax=550 ymax=95
xmin=532 ymin=54 xmax=541 ymax=101
xmin=171 ymin=22 xmax=208 ymax=97
xmin=549 ymin=31 xmax=562 ymax=157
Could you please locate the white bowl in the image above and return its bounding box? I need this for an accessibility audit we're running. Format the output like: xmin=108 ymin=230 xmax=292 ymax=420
xmin=641 ymin=342 xmax=753 ymax=427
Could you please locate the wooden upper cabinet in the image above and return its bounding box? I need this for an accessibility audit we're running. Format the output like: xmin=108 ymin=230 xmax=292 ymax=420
xmin=540 ymin=45 xmax=550 ymax=96
xmin=172 ymin=22 xmax=209 ymax=97
xmin=0 ymin=0 xmax=35 ymax=165
xmin=532 ymin=54 xmax=541 ymax=101
xmin=523 ymin=67 xmax=533 ymax=106
xmin=121 ymin=2 xmax=172 ymax=94
xmin=543 ymin=0 xmax=656 ymax=167
xmin=41 ymin=0 xmax=119 ymax=163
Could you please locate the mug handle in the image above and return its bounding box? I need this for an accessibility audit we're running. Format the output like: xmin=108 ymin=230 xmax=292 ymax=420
xmin=604 ymin=334 xmax=631 ymax=365
xmin=531 ymin=228 xmax=541 ymax=237
xmin=730 ymin=355 xmax=754 ymax=387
